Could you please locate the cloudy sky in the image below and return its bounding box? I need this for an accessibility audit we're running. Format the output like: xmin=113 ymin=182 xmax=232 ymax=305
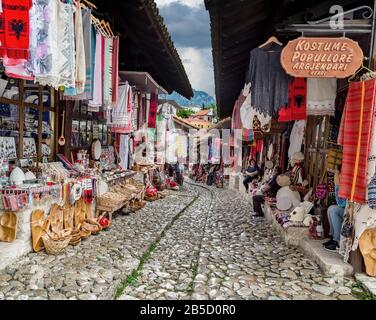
xmin=155 ymin=0 xmax=215 ymax=98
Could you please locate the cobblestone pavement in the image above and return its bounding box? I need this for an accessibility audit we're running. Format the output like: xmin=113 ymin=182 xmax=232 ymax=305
xmin=0 ymin=182 xmax=360 ymax=300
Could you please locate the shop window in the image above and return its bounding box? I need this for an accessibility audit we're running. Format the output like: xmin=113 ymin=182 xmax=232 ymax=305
xmin=0 ymin=78 xmax=56 ymax=167
xmin=71 ymin=101 xmax=109 ymax=151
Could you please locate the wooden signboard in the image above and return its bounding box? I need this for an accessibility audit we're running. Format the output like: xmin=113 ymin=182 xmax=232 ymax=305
xmin=281 ymin=37 xmax=364 ymax=78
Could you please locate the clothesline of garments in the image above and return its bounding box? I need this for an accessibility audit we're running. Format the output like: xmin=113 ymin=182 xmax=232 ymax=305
xmin=0 ymin=0 xmax=120 ymax=110
xmin=231 ymin=41 xmax=340 ymax=144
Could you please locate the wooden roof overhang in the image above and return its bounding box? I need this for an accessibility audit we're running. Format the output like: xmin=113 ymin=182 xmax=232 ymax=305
xmin=205 ymin=0 xmax=374 ymax=119
xmin=93 ymin=0 xmax=193 ymax=99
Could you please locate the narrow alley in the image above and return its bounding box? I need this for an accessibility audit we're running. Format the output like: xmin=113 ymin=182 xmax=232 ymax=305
xmin=0 ymin=182 xmax=358 ymax=300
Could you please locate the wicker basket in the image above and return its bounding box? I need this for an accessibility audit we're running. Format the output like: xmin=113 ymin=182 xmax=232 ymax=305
xmin=42 ymin=234 xmax=72 ymax=255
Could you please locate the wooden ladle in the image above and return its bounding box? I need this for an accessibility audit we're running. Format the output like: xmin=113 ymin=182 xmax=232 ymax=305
xmin=58 ymin=110 xmax=66 ymax=146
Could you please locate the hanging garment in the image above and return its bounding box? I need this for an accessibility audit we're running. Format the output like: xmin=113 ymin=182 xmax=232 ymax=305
xmin=278 ymin=78 xmax=307 ymax=122
xmin=57 ymin=1 xmax=76 ymax=89
xmin=27 ymin=0 xmax=59 ymax=85
xmin=338 ymin=79 xmax=376 ymax=204
xmin=119 ymin=134 xmax=129 ymax=170
xmin=367 ymin=112 xmax=376 ymax=184
xmin=132 ymin=93 xmax=139 ymax=131
xmin=288 ymin=120 xmax=306 ymax=160
xmin=245 ymin=43 xmax=290 ymax=117
xmin=0 ymin=0 xmax=32 ymax=60
xmin=110 ymin=83 xmax=133 ymax=133
xmin=231 ymin=98 xmax=242 ymax=130
xmin=240 ymin=87 xmax=271 ymax=130
xmin=148 ymin=93 xmax=158 ymax=128
xmin=103 ymin=37 xmax=113 ymax=107
xmin=307 ymin=78 xmax=337 ymax=116
xmin=65 ymin=4 xmax=86 ymax=96
xmin=88 ymin=32 xmax=103 ymax=107
xmin=112 ymin=36 xmax=119 ymax=106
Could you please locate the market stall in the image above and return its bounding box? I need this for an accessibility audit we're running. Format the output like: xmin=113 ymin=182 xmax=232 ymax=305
xmin=205 ymin=0 xmax=376 ymax=277
xmin=0 ymin=0 xmax=193 ymax=267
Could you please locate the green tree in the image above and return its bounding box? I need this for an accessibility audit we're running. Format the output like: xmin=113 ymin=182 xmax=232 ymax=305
xmin=177 ymin=108 xmax=195 ymax=119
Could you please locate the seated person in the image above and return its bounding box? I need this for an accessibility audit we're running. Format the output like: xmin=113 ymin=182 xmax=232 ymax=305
xmin=288 ymin=152 xmax=308 ymax=196
xmin=323 ymin=166 xmax=347 ymax=251
xmin=243 ymin=159 xmax=260 ymax=191
xmin=252 ymin=166 xmax=282 ymax=217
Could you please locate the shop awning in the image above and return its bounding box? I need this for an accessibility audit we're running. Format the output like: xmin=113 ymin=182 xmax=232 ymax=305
xmin=204 ymin=0 xmax=374 ymax=118
xmin=119 ymin=71 xmax=168 ymax=95
xmin=93 ymin=0 xmax=193 ymax=99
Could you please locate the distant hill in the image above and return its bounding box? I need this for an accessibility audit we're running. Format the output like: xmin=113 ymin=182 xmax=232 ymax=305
xmin=161 ymin=90 xmax=215 ymax=108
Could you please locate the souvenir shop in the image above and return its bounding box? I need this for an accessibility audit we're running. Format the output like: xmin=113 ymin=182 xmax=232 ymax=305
xmin=0 ymin=0 xmax=192 ymax=265
xmin=216 ymin=5 xmax=376 ymax=276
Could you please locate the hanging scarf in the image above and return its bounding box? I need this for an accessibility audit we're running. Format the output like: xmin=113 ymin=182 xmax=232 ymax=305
xmin=148 ymin=93 xmax=158 ymax=128
xmin=0 ymin=0 xmax=32 ymax=60
xmin=88 ymin=32 xmax=103 ymax=108
xmin=65 ymin=4 xmax=86 ymax=96
xmin=103 ymin=37 xmax=113 ymax=107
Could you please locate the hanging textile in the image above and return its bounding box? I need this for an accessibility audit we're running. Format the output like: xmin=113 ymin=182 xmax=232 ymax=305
xmin=307 ymin=78 xmax=337 ymax=116
xmin=132 ymin=93 xmax=139 ymax=131
xmin=231 ymin=99 xmax=242 ymax=130
xmin=57 ymin=1 xmax=76 ymax=89
xmin=245 ymin=43 xmax=290 ymax=117
xmin=367 ymin=112 xmax=376 ymax=184
xmin=88 ymin=32 xmax=103 ymax=108
xmin=0 ymin=0 xmax=32 ymax=60
xmin=240 ymin=85 xmax=271 ymax=130
xmin=338 ymin=79 xmax=376 ymax=204
xmin=82 ymin=9 xmax=93 ymax=97
xmin=65 ymin=4 xmax=86 ymax=96
xmin=278 ymin=78 xmax=307 ymax=122
xmin=27 ymin=0 xmax=59 ymax=85
xmin=288 ymin=120 xmax=306 ymax=159
xmin=148 ymin=93 xmax=158 ymax=128
xmin=119 ymin=134 xmax=129 ymax=170
xmin=110 ymin=83 xmax=133 ymax=133
xmin=112 ymin=36 xmax=119 ymax=105
xmin=103 ymin=37 xmax=113 ymax=107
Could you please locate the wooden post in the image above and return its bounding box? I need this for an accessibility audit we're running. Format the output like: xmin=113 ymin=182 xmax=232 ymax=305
xmin=18 ymin=80 xmax=24 ymax=159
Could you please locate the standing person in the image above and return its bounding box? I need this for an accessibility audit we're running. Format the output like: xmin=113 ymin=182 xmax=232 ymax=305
xmin=243 ymin=159 xmax=260 ymax=191
xmin=323 ymin=166 xmax=347 ymax=251
xmin=252 ymin=166 xmax=282 ymax=217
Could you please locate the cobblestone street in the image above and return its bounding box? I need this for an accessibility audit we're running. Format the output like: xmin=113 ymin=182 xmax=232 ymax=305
xmin=0 ymin=182 xmax=358 ymax=300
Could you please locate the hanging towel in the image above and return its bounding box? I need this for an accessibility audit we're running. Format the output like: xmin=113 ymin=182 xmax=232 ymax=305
xmin=148 ymin=93 xmax=158 ymax=128
xmin=112 ymin=36 xmax=119 ymax=105
xmin=57 ymin=1 xmax=76 ymax=89
xmin=88 ymin=32 xmax=103 ymax=107
xmin=65 ymin=4 xmax=86 ymax=95
xmin=338 ymin=79 xmax=376 ymax=204
xmin=110 ymin=83 xmax=133 ymax=133
xmin=103 ymin=37 xmax=113 ymax=107
xmin=0 ymin=0 xmax=32 ymax=60
xmin=119 ymin=134 xmax=129 ymax=170
xmin=288 ymin=120 xmax=306 ymax=160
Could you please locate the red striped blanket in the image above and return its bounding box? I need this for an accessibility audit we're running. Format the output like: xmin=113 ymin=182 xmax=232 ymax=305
xmin=338 ymin=78 xmax=376 ymax=203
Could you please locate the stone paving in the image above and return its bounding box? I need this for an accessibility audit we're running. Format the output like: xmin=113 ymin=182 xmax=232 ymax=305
xmin=0 ymin=182 xmax=361 ymax=300
xmin=0 ymin=188 xmax=196 ymax=300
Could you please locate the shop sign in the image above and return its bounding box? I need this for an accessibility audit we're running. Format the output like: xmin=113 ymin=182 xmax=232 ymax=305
xmin=281 ymin=37 xmax=364 ymax=78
